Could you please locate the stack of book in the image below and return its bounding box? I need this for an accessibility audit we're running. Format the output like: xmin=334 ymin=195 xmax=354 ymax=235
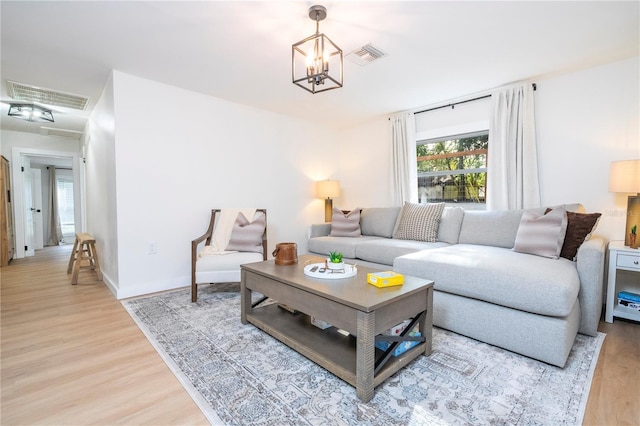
xmin=375 ymin=319 xmax=421 ymax=356
xmin=367 ymin=271 xmax=404 ymax=287
xmin=618 ymin=291 xmax=640 ymax=311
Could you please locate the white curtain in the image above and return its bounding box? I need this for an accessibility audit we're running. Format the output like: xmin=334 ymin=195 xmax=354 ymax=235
xmin=487 ymin=84 xmax=540 ymax=210
xmin=45 ymin=167 xmax=63 ymax=246
xmin=391 ymin=112 xmax=418 ymax=206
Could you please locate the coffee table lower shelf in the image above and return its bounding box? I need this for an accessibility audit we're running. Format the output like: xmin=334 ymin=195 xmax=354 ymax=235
xmin=246 ymin=303 xmax=427 ymax=391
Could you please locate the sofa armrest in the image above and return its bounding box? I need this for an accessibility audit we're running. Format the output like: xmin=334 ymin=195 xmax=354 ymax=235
xmin=309 ymin=223 xmax=331 ymax=238
xmin=575 ymin=236 xmax=606 ymax=336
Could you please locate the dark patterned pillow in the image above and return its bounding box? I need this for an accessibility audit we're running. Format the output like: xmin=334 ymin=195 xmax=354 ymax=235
xmin=545 ymin=209 xmax=601 ymax=261
xmin=225 ymin=211 xmax=266 ymax=253
xmin=393 ymin=202 xmax=445 ymax=242
xmin=330 ymin=208 xmax=361 ymax=237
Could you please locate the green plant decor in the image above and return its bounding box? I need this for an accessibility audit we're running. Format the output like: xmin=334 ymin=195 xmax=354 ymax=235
xmin=632 ymin=225 xmax=637 ymax=235
xmin=329 ymin=251 xmax=344 ymax=264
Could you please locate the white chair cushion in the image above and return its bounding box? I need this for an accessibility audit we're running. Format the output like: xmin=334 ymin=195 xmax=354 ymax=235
xmin=195 ymin=252 xmax=263 ymax=284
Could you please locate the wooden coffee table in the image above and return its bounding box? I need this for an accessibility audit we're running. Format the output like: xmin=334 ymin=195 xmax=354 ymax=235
xmin=240 ymin=254 xmax=434 ymax=402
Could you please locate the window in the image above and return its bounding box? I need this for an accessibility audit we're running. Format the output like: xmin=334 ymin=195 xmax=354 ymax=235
xmin=56 ymin=177 xmax=75 ymax=237
xmin=416 ymin=131 xmax=488 ymax=206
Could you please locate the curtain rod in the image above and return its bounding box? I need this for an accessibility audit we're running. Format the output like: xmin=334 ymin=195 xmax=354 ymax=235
xmin=414 ymin=94 xmax=491 ymax=115
xmin=413 ymin=83 xmax=537 ymax=116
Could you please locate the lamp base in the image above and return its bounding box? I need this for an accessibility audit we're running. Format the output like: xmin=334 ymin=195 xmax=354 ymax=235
xmin=324 ymin=199 xmax=333 ymax=223
xmin=625 ymin=194 xmax=640 ymax=247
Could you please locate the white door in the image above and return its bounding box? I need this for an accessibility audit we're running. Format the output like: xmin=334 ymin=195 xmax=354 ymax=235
xmin=22 ymin=156 xmax=35 ymax=257
xmin=32 ymin=168 xmax=44 ymax=250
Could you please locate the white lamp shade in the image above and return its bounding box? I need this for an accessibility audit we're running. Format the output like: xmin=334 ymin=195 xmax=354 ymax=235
xmin=609 ymin=160 xmax=640 ymax=193
xmin=316 ymin=180 xmax=340 ymax=199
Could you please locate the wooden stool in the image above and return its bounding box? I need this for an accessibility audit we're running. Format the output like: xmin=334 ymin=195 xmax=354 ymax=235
xmin=67 ymin=233 xmax=103 ymax=285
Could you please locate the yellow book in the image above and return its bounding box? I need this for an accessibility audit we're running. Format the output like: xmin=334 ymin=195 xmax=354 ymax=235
xmin=367 ymin=271 xmax=404 ymax=287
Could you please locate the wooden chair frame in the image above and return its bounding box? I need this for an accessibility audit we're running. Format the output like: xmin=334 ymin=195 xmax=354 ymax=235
xmin=191 ymin=209 xmax=267 ymax=302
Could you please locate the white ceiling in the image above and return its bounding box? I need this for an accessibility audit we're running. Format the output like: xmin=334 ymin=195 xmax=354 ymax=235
xmin=1 ymin=1 xmax=638 ymax=137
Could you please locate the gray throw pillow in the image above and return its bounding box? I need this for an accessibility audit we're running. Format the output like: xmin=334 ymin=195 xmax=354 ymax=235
xmin=393 ymin=202 xmax=445 ymax=242
xmin=513 ymin=207 xmax=568 ymax=259
xmin=437 ymin=206 xmax=465 ymax=244
xmin=330 ymin=208 xmax=361 ymax=237
xmin=360 ymin=207 xmax=401 ymax=237
xmin=225 ymin=211 xmax=266 ymax=253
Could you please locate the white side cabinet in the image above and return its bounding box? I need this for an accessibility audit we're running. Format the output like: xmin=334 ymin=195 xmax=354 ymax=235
xmin=605 ymin=240 xmax=640 ymax=323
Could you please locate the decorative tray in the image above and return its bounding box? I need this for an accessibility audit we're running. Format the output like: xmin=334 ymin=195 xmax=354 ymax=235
xmin=303 ymin=263 xmax=357 ymax=279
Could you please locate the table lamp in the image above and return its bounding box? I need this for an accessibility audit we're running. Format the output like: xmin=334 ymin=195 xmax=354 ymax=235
xmin=316 ymin=180 xmax=340 ymax=222
xmin=609 ymin=160 xmax=640 ymax=247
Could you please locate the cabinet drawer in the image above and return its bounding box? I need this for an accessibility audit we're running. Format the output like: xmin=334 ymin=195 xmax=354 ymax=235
xmin=617 ymin=254 xmax=640 ymax=270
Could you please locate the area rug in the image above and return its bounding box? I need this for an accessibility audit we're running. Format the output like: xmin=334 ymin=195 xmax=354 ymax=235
xmin=122 ymin=284 xmax=604 ymax=426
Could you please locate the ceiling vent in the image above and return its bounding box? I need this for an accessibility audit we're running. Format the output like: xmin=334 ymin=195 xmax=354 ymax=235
xmin=7 ymin=80 xmax=90 ymax=111
xmin=346 ymin=44 xmax=387 ymax=66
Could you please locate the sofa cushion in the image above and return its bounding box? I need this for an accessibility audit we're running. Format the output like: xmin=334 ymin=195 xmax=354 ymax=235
xmin=513 ymin=206 xmax=568 ymax=259
xmin=307 ymin=235 xmax=382 ymax=259
xmin=438 ymin=206 xmax=465 ymax=244
xmin=360 ymin=207 xmax=401 ymax=238
xmin=329 ymin=208 xmax=361 ymax=237
xmin=356 ymin=239 xmax=449 ymax=266
xmin=393 ymin=202 xmax=445 ymax=242
xmin=393 ymin=244 xmax=580 ymax=317
xmin=458 ymin=209 xmax=525 ymax=248
xmin=458 ymin=204 xmax=585 ymax=249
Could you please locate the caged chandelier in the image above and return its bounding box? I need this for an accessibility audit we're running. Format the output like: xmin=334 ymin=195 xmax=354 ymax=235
xmin=8 ymin=103 xmax=54 ymax=123
xmin=292 ymin=5 xmax=343 ymax=94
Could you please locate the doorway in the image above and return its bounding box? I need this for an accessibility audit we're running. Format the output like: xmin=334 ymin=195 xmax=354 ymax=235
xmin=30 ymin=160 xmax=76 ymax=247
xmin=11 ymin=147 xmax=83 ymax=259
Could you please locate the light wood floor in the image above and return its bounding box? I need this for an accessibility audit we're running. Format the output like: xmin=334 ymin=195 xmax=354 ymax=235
xmin=1 ymin=245 xmax=208 ymax=425
xmin=1 ymin=245 xmax=639 ymax=425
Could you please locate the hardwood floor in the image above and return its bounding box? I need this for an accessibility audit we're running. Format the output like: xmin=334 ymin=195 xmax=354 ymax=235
xmin=1 ymin=245 xmax=638 ymax=425
xmin=1 ymin=245 xmax=207 ymax=425
xmin=584 ymin=318 xmax=640 ymax=425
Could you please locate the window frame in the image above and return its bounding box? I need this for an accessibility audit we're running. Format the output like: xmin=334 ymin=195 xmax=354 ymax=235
xmin=416 ymin=130 xmax=489 ymax=209
xmin=56 ymin=175 xmax=75 ymax=237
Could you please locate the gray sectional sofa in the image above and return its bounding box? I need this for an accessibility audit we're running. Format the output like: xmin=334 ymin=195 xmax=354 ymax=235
xmin=307 ymin=204 xmax=605 ymax=367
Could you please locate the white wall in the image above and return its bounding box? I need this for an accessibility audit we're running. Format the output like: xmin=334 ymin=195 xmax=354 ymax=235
xmin=536 ymin=56 xmax=639 ymax=241
xmin=337 ymin=116 xmax=393 ymax=209
xmin=414 ymin=97 xmax=491 ymax=141
xmin=1 ymin=130 xmax=80 ymax=155
xmin=336 ymin=56 xmax=640 ymax=244
xmin=100 ymin=71 xmax=338 ymax=298
xmin=84 ymin=73 xmax=119 ymax=294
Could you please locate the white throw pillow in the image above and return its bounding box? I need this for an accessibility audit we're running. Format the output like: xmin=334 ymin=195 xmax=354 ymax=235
xmin=225 ymin=211 xmax=266 ymax=253
xmin=513 ymin=207 xmax=568 ymax=259
xmin=330 ymin=208 xmax=361 ymax=237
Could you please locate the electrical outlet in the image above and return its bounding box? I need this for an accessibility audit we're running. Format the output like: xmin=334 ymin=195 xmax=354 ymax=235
xmin=148 ymin=241 xmax=157 ymax=254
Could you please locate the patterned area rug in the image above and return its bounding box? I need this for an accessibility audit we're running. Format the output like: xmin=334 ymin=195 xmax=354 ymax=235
xmin=122 ymin=284 xmax=604 ymax=426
